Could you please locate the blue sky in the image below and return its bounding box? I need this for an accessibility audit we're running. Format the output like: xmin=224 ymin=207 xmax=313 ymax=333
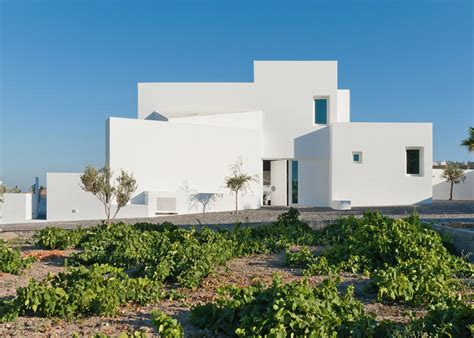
xmin=1 ymin=0 xmax=473 ymax=189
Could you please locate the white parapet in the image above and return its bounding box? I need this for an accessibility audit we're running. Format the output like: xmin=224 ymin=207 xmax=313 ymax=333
xmin=3 ymin=193 xmax=32 ymax=223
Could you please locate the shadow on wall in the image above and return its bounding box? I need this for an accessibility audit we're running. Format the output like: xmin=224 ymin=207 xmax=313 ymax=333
xmin=294 ymin=127 xmax=330 ymax=159
xmin=189 ymin=192 xmax=223 ymax=214
xmin=433 ymin=170 xmax=474 ymax=200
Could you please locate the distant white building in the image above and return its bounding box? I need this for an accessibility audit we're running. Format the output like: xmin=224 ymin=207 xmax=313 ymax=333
xmin=42 ymin=61 xmax=433 ymax=221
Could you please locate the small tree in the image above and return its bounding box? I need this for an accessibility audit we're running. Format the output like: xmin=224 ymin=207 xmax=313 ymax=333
xmin=225 ymin=158 xmax=258 ymax=214
xmin=442 ymin=164 xmax=465 ymax=201
xmin=80 ymin=165 xmax=137 ymax=226
xmin=461 ymin=127 xmax=474 ymax=152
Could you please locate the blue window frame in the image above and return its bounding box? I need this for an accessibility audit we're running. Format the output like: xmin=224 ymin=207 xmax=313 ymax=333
xmin=314 ymin=99 xmax=328 ymax=124
xmin=291 ymin=160 xmax=298 ymax=204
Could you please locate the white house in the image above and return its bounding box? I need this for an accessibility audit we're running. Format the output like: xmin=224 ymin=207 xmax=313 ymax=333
xmin=44 ymin=61 xmax=432 ymax=221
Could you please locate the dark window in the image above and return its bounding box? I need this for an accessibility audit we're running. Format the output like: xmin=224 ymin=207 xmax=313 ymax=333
xmin=314 ymin=99 xmax=328 ymax=124
xmin=262 ymin=160 xmax=271 ymax=186
xmin=291 ymin=160 xmax=298 ymax=204
xmin=353 ymin=152 xmax=362 ymax=163
xmin=406 ymin=149 xmax=421 ymax=175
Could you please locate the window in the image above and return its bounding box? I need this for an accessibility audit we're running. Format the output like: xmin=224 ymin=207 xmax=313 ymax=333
xmin=291 ymin=160 xmax=298 ymax=204
xmin=314 ymin=98 xmax=328 ymax=124
xmin=406 ymin=148 xmax=422 ymax=175
xmin=353 ymin=152 xmax=362 ymax=163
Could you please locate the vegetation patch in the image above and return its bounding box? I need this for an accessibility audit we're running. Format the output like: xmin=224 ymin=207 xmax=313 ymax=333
xmin=2 ymin=209 xmax=473 ymax=336
xmin=1 ymin=264 xmax=163 ymax=322
xmin=36 ymin=208 xmax=316 ymax=288
xmin=190 ymin=276 xmax=376 ymax=337
xmin=151 ymin=310 xmax=184 ymax=338
xmin=190 ymin=276 xmax=474 ymax=337
xmin=0 ymin=240 xmax=35 ymax=274
xmin=34 ymin=226 xmax=87 ymax=250
xmin=287 ymin=212 xmax=473 ymax=307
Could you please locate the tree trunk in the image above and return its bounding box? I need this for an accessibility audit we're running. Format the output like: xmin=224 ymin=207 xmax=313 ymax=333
xmin=449 ymin=181 xmax=454 ymax=201
xmin=235 ymin=190 xmax=238 ymax=214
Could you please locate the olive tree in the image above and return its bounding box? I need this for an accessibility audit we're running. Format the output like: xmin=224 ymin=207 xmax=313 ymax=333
xmin=442 ymin=164 xmax=465 ymax=201
xmin=225 ymin=158 xmax=258 ymax=214
xmin=80 ymin=165 xmax=137 ymax=226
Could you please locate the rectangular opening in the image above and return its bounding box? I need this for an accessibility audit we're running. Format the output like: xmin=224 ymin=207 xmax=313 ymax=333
xmin=406 ymin=148 xmax=422 ymax=175
xmin=352 ymin=151 xmax=362 ymax=163
xmin=314 ymin=98 xmax=328 ymax=124
xmin=291 ymin=160 xmax=298 ymax=204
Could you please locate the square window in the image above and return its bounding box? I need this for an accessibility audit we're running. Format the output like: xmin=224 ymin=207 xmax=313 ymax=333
xmin=314 ymin=98 xmax=328 ymax=124
xmin=353 ymin=152 xmax=362 ymax=163
xmin=406 ymin=148 xmax=422 ymax=175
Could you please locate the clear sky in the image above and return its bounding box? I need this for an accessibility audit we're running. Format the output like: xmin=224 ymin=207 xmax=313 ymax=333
xmin=0 ymin=0 xmax=473 ymax=189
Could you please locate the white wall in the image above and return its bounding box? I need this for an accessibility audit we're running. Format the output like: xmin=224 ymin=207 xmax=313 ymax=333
xmin=331 ymin=122 xmax=433 ymax=207
xmin=432 ymin=168 xmax=474 ymax=200
xmin=138 ymin=82 xmax=257 ymax=119
xmin=296 ymin=160 xmax=330 ymax=207
xmin=254 ymin=61 xmax=339 ymax=159
xmin=138 ymin=61 xmax=344 ymax=160
xmin=2 ymin=193 xmax=32 ymax=223
xmin=107 ymin=117 xmax=262 ymax=213
xmin=336 ymin=89 xmax=350 ymax=122
xmin=47 ymin=173 xmax=150 ymax=222
xmin=169 ymin=111 xmax=262 ymax=131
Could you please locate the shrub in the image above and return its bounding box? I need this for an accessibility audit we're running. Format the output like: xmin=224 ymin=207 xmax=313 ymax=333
xmin=290 ymin=212 xmax=473 ymax=306
xmin=12 ymin=264 xmax=163 ymax=318
xmin=190 ymin=276 xmax=376 ymax=337
xmin=409 ymin=302 xmax=474 ymax=337
xmin=285 ymin=246 xmax=316 ymax=268
xmin=151 ymin=310 xmax=184 ymax=337
xmin=0 ymin=240 xmax=35 ymax=274
xmin=62 ymin=208 xmax=316 ymax=288
xmin=34 ymin=226 xmax=87 ymax=250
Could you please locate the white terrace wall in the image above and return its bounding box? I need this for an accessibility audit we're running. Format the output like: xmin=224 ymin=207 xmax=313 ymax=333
xmin=107 ymin=117 xmax=262 ymax=214
xmin=2 ymin=193 xmax=32 ymax=223
xmin=432 ymin=169 xmax=474 ymax=200
xmin=47 ymin=173 xmax=150 ymax=222
xmin=331 ymin=122 xmax=433 ymax=207
xmin=138 ymin=83 xmax=257 ymax=119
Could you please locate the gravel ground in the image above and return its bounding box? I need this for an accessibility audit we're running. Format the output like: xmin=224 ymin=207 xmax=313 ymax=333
xmin=1 ymin=200 xmax=473 ymax=232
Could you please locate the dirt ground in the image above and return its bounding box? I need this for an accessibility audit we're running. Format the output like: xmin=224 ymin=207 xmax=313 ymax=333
xmin=0 ymin=240 xmax=427 ymax=338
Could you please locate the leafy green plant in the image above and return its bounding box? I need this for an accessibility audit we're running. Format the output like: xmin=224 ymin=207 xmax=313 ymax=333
xmin=190 ymin=276 xmax=377 ymax=337
xmin=63 ymin=208 xmax=316 ymax=288
xmin=290 ymin=211 xmax=473 ymax=307
xmin=151 ymin=310 xmax=184 ymax=337
xmin=285 ymin=246 xmax=316 ymax=268
xmin=34 ymin=226 xmax=87 ymax=250
xmin=409 ymin=301 xmax=474 ymax=337
xmin=7 ymin=264 xmax=163 ymax=319
xmin=0 ymin=240 xmax=35 ymax=274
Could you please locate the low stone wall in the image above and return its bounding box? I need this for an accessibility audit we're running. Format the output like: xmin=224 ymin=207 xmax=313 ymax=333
xmin=431 ymin=223 xmax=474 ymax=262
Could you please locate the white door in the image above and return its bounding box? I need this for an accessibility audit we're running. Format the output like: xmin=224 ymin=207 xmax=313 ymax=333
xmin=270 ymin=160 xmax=287 ymax=206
